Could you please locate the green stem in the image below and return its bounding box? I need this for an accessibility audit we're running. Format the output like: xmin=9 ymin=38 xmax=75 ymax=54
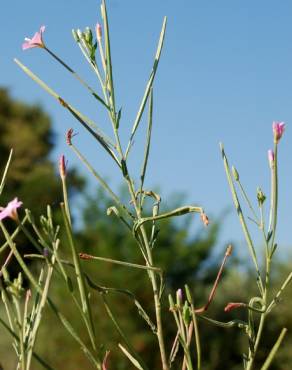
xmin=0 ymin=222 xmax=101 ymax=369
xmin=125 ymin=178 xmax=169 ymax=370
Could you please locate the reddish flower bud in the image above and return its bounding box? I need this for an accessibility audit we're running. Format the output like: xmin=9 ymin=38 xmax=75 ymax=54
xmin=96 ymin=23 xmax=102 ymax=41
xmin=200 ymin=212 xmax=209 ymax=226
xmin=224 ymin=302 xmax=246 ymax=312
xmin=59 ymin=155 xmax=67 ymax=179
xmin=66 ymin=128 xmax=75 ymax=145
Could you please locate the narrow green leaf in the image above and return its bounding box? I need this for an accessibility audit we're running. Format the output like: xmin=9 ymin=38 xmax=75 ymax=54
xmin=220 ymin=143 xmax=263 ymax=294
xmin=133 ymin=205 xmax=203 ymax=234
xmin=118 ymin=343 xmax=145 ymax=370
xmin=44 ymin=47 xmax=110 ymax=110
xmin=261 ymin=328 xmax=287 ymax=370
xmin=125 ymin=17 xmax=167 ymax=158
xmin=102 ymin=0 xmax=116 ymax=112
xmin=140 ymin=88 xmax=153 ymax=196
xmin=0 ymin=149 xmax=13 ymax=196
xmin=14 ymin=59 xmax=118 ymax=161
xmin=102 ymin=296 xmax=148 ymax=370
xmin=61 ymin=204 xmax=96 ymax=350
xmin=79 ymin=252 xmax=161 ymax=273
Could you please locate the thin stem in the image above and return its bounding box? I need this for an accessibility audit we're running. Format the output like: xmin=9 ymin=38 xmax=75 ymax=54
xmin=126 ymin=179 xmax=169 ymax=369
xmin=237 ymin=179 xmax=259 ymax=225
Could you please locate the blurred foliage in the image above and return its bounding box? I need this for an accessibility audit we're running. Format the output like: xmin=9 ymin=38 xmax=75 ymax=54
xmin=0 ymin=88 xmax=84 ymax=275
xmin=0 ymin=91 xmax=291 ymax=370
xmin=0 ymin=88 xmax=84 ymax=214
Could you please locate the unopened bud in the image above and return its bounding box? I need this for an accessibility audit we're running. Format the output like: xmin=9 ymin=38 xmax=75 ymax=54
xmin=226 ymin=244 xmax=233 ymax=257
xmin=76 ymin=29 xmax=83 ymax=40
xmin=84 ymin=27 xmax=93 ymax=44
xmin=176 ymin=289 xmax=183 ymax=305
xmin=66 ymin=128 xmax=75 ymax=145
xmin=168 ymin=294 xmax=175 ymax=310
xmin=224 ymin=302 xmax=246 ymax=312
xmin=257 ymin=187 xmax=266 ymax=205
xmin=232 ymin=166 xmax=239 ymax=181
xmin=96 ymin=23 xmax=102 ymax=41
xmin=268 ymin=149 xmax=274 ymax=169
xmin=200 ymin=212 xmax=209 ymax=226
xmin=72 ymin=29 xmax=79 ymax=42
xmin=59 ymin=155 xmax=67 ymax=179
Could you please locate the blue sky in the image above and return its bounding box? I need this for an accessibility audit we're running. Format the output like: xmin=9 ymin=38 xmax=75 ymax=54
xmin=1 ymin=0 xmax=292 ymax=254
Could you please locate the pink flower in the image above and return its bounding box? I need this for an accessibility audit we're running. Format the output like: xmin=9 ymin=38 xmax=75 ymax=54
xmin=272 ymin=121 xmax=285 ymax=143
xmin=0 ymin=198 xmax=23 ymax=221
xmin=22 ymin=26 xmax=46 ymax=50
xmin=268 ymin=149 xmax=274 ymax=168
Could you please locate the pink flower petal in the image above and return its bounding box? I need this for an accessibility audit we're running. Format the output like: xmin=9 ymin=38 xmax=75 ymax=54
xmin=272 ymin=121 xmax=285 ymax=142
xmin=22 ymin=26 xmax=46 ymax=50
xmin=0 ymin=198 xmax=23 ymax=221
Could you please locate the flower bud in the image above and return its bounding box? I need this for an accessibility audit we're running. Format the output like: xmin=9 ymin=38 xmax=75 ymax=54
xmin=224 ymin=302 xmax=246 ymax=312
xmin=268 ymin=149 xmax=274 ymax=169
xmin=168 ymin=294 xmax=175 ymax=310
xmin=59 ymin=155 xmax=67 ymax=179
xmin=257 ymin=187 xmax=266 ymax=205
xmin=72 ymin=29 xmax=79 ymax=42
xmin=200 ymin=212 xmax=209 ymax=226
xmin=96 ymin=23 xmax=102 ymax=41
xmin=232 ymin=166 xmax=239 ymax=181
xmin=84 ymin=27 xmax=93 ymax=44
xmin=76 ymin=29 xmax=83 ymax=40
xmin=176 ymin=289 xmax=183 ymax=306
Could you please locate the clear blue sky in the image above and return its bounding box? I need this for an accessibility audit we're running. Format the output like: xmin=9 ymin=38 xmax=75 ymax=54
xmin=1 ymin=0 xmax=292 ymax=253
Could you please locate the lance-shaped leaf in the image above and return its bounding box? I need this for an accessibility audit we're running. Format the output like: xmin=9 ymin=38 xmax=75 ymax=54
xmin=125 ymin=17 xmax=167 ymax=158
xmin=101 ymin=0 xmax=116 ymax=114
xmin=14 ymin=59 xmax=120 ymax=167
xmin=133 ymin=205 xmax=203 ymax=234
xmin=139 ymin=88 xmax=153 ymax=197
xmin=102 ymin=296 xmax=148 ymax=370
xmin=44 ymin=46 xmax=110 ymax=110
xmin=261 ymin=328 xmax=287 ymax=370
xmin=61 ymin=204 xmax=96 ymax=350
xmin=220 ymin=143 xmax=263 ymax=294
xmin=0 ymin=149 xmax=13 ymax=196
